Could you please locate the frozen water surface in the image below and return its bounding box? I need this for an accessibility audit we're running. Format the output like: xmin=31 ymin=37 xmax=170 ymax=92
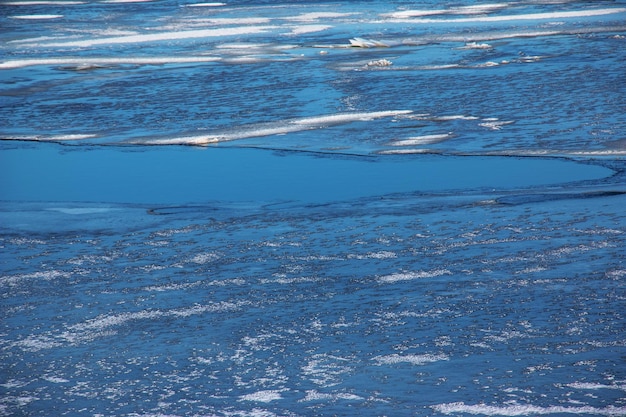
xmin=1 ymin=1 xmax=625 ymax=416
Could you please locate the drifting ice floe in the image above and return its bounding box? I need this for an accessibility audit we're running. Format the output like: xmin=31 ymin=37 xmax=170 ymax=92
xmin=366 ymin=58 xmax=393 ymax=67
xmin=239 ymin=390 xmax=285 ymax=403
xmin=184 ymin=2 xmax=226 ymax=6
xmin=378 ymin=269 xmax=452 ymax=283
xmin=9 ymin=14 xmax=63 ymax=19
xmin=2 ymin=1 xmax=83 ymax=3
xmin=382 ymin=3 xmax=510 ymax=19
xmin=131 ymin=110 xmax=412 ymax=145
xmin=21 ymin=26 xmax=277 ymax=48
xmin=302 ymin=390 xmax=362 ymax=402
xmin=349 ymin=37 xmax=390 ymax=48
xmin=372 ymin=353 xmax=449 ymax=365
xmin=101 ymin=0 xmax=154 ymax=3
xmin=386 ymin=8 xmax=626 ymax=23
xmin=0 ymin=57 xmax=221 ymax=69
xmin=389 ymin=133 xmax=452 ymax=146
xmin=432 ymin=402 xmax=626 ymax=416
xmin=457 ymin=42 xmax=493 ymax=49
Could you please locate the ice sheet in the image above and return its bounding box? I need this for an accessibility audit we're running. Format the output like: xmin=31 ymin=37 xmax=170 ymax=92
xmin=1 ymin=1 xmax=625 ymax=416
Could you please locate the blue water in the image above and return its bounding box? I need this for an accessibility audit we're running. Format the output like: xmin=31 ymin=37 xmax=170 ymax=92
xmin=1 ymin=1 xmax=626 ymax=416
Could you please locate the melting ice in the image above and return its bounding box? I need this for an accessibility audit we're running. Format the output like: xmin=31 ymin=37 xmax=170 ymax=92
xmin=1 ymin=1 xmax=625 ymax=416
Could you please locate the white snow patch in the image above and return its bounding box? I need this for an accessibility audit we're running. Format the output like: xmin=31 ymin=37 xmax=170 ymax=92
xmin=378 ymin=269 xmax=451 ymax=283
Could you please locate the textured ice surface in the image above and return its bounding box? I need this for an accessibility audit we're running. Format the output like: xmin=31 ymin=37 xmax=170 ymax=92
xmin=1 ymin=1 xmax=625 ymax=416
xmin=2 ymin=188 xmax=625 ymax=416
